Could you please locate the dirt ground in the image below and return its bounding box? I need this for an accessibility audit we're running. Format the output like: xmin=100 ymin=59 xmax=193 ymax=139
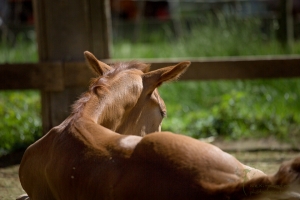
xmin=0 ymin=150 xmax=299 ymax=200
xmin=0 ymin=165 xmax=23 ymax=200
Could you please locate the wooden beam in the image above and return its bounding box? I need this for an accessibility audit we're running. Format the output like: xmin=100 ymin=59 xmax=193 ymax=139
xmin=146 ymin=56 xmax=300 ymax=80
xmin=0 ymin=63 xmax=64 ymax=91
xmin=63 ymin=62 xmax=94 ymax=87
xmin=0 ymin=56 xmax=300 ymax=91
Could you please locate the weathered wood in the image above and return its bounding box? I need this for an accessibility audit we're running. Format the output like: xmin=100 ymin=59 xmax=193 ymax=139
xmin=0 ymin=63 xmax=63 ymax=91
xmin=33 ymin=0 xmax=112 ymax=133
xmin=33 ymin=0 xmax=113 ymax=57
xmin=87 ymin=0 xmax=112 ymax=59
xmin=147 ymin=56 xmax=300 ymax=80
xmin=63 ymin=62 xmax=94 ymax=87
xmin=1 ymin=56 xmax=300 ymax=91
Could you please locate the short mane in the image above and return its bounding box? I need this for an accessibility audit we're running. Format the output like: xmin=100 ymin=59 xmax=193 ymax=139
xmin=61 ymin=61 xmax=149 ymax=128
xmin=103 ymin=61 xmax=150 ymax=76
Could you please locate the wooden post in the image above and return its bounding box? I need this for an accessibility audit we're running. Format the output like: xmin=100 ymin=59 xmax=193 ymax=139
xmin=33 ymin=0 xmax=112 ymax=133
xmin=278 ymin=0 xmax=294 ymax=52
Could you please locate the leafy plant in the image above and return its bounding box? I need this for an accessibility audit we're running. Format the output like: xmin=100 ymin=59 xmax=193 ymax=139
xmin=159 ymin=79 xmax=300 ymax=141
xmin=0 ymin=91 xmax=41 ymax=156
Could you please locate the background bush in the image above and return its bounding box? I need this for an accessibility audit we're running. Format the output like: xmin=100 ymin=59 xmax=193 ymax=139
xmin=0 ymin=91 xmax=41 ymax=156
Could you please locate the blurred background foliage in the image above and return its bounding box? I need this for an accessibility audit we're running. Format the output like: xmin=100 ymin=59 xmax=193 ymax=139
xmin=0 ymin=90 xmax=41 ymax=156
xmin=0 ymin=0 xmax=300 ymax=156
xmin=159 ymin=79 xmax=300 ymax=142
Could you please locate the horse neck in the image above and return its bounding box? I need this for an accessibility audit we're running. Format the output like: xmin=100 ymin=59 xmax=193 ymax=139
xmin=75 ymin=88 xmax=143 ymax=135
xmin=57 ymin=92 xmax=111 ymax=130
xmin=64 ymin=72 xmax=143 ymax=133
xmin=80 ymin=94 xmax=124 ymax=131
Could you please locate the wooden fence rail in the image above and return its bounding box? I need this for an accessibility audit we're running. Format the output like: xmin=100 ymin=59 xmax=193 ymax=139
xmin=1 ymin=55 xmax=300 ymax=91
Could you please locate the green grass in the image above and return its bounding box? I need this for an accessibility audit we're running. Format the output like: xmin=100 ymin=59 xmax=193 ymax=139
xmin=1 ymin=18 xmax=300 ymax=155
xmin=159 ymin=79 xmax=300 ymax=143
xmin=113 ymin=19 xmax=298 ymax=58
xmin=0 ymin=32 xmax=38 ymax=63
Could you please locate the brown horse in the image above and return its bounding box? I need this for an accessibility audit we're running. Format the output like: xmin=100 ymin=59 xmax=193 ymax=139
xmin=17 ymin=51 xmax=189 ymax=199
xmin=18 ymin=52 xmax=300 ymax=200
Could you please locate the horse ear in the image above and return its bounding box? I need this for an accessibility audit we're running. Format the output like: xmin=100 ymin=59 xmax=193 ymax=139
xmin=143 ymin=61 xmax=190 ymax=91
xmin=84 ymin=51 xmax=112 ymax=75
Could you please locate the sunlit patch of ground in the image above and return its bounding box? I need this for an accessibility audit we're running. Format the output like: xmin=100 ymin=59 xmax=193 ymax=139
xmin=231 ymin=151 xmax=300 ymax=175
xmin=0 ymin=165 xmax=24 ymax=200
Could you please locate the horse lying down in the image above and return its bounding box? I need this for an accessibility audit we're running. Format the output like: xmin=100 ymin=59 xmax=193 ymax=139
xmin=18 ymin=51 xmax=300 ymax=200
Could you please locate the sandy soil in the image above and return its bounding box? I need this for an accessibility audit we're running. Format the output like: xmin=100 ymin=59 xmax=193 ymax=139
xmin=0 ymin=165 xmax=24 ymax=200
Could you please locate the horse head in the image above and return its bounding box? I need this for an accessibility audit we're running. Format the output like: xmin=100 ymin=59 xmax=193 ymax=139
xmin=82 ymin=51 xmax=190 ymax=136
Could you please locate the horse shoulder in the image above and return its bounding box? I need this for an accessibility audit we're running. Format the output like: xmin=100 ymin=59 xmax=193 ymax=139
xmin=19 ymin=127 xmax=62 ymax=199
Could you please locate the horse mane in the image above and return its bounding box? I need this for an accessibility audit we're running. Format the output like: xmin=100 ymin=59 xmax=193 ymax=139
xmin=60 ymin=61 xmax=150 ymax=129
xmin=109 ymin=61 xmax=150 ymax=74
xmin=89 ymin=61 xmax=149 ymax=95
